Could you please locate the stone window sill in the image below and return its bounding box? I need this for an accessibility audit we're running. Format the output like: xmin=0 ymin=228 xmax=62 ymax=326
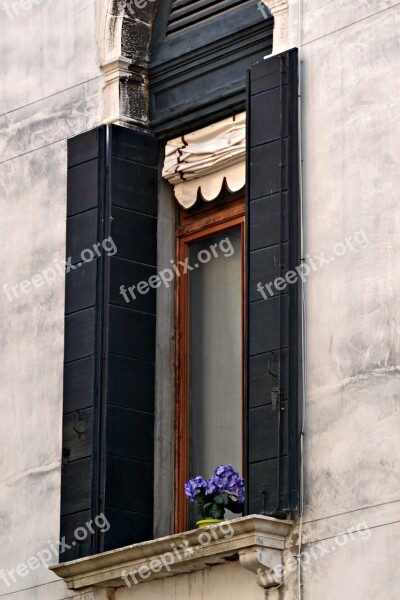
xmin=50 ymin=515 xmax=293 ymax=593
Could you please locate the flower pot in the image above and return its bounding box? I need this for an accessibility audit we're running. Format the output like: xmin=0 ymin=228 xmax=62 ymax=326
xmin=196 ymin=519 xmax=224 ymax=528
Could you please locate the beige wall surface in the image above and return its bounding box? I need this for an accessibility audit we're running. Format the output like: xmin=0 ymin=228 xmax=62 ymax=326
xmin=115 ymin=563 xmax=264 ymax=600
xmin=0 ymin=1 xmax=104 ymax=598
xmin=287 ymin=0 xmax=400 ymax=597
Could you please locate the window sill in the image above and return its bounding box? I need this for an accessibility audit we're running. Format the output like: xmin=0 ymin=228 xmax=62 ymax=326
xmin=50 ymin=515 xmax=293 ymax=593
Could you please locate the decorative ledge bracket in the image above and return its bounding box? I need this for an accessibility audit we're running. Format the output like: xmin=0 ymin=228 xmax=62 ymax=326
xmin=50 ymin=515 xmax=293 ymax=594
xmin=101 ymin=56 xmax=149 ymax=128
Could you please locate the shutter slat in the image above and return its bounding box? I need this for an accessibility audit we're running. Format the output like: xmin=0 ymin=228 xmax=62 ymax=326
xmin=167 ymin=0 xmax=246 ymax=35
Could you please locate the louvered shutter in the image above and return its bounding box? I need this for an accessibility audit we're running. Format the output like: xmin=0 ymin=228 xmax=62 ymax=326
xmin=61 ymin=125 xmax=158 ymax=559
xmin=246 ymin=49 xmax=301 ymax=517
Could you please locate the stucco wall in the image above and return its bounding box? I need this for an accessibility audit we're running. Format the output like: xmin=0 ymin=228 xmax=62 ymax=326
xmin=0 ymin=1 xmax=104 ymax=598
xmin=115 ymin=563 xmax=264 ymax=600
xmin=287 ymin=0 xmax=400 ymax=598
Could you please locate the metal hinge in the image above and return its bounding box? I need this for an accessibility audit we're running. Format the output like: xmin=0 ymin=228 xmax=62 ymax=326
xmin=271 ymin=387 xmax=281 ymax=412
xmin=74 ymin=410 xmax=87 ymax=435
xmin=62 ymin=447 xmax=70 ymax=466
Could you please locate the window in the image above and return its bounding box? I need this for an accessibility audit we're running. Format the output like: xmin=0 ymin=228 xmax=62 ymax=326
xmin=60 ymin=49 xmax=301 ymax=556
xmin=175 ymin=197 xmax=245 ymax=531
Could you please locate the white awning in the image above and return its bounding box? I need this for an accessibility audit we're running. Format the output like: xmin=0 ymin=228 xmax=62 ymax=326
xmin=162 ymin=113 xmax=246 ymax=209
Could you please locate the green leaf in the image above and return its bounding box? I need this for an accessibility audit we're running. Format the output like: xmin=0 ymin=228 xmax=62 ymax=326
xmin=209 ymin=504 xmax=224 ymax=520
xmin=196 ymin=490 xmax=206 ymax=503
xmin=214 ymin=493 xmax=229 ymax=506
xmin=203 ymin=502 xmax=213 ymax=519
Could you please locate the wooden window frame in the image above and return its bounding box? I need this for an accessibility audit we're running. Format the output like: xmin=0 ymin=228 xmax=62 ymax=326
xmin=175 ymin=196 xmax=246 ymax=533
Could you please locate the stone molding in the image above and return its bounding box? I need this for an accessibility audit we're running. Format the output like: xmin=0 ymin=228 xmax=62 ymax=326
xmin=263 ymin=0 xmax=289 ymax=54
xmin=50 ymin=515 xmax=293 ymax=594
xmin=100 ymin=56 xmax=149 ymax=128
xmin=101 ymin=56 xmax=133 ymax=86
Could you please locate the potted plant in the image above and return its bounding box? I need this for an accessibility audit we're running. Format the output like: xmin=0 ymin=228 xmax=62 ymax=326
xmin=185 ymin=464 xmax=245 ymax=528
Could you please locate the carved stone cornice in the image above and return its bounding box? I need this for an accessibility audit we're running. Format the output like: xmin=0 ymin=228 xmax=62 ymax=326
xmin=50 ymin=515 xmax=293 ymax=594
xmin=101 ymin=56 xmax=133 ymax=86
xmin=266 ymin=0 xmax=289 ymax=15
xmin=100 ymin=56 xmax=149 ymax=128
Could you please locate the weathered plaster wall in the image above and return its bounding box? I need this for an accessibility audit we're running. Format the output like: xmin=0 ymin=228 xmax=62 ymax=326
xmin=0 ymin=1 xmax=105 ymax=598
xmin=115 ymin=562 xmax=265 ymax=600
xmin=286 ymin=0 xmax=400 ymax=597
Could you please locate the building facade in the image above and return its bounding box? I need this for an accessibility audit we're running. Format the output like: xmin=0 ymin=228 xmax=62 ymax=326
xmin=0 ymin=1 xmax=399 ymax=599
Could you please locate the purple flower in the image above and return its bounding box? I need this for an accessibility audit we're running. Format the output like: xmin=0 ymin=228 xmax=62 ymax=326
xmin=184 ymin=476 xmax=208 ymax=503
xmin=185 ymin=465 xmax=245 ymax=507
xmin=204 ymin=479 xmax=217 ymax=495
xmin=210 ymin=465 xmax=245 ymax=504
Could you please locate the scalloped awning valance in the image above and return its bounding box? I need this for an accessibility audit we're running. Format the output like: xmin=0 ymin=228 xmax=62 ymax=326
xmin=162 ymin=113 xmax=246 ymax=209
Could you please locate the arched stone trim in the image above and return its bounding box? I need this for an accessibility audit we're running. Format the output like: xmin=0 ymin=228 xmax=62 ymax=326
xmin=100 ymin=1 xmax=282 ymax=128
xmin=99 ymin=0 xmax=159 ymax=128
xmin=101 ymin=0 xmax=159 ymax=64
xmin=262 ymin=0 xmax=289 ymax=54
xmin=100 ymin=0 xmax=125 ymax=64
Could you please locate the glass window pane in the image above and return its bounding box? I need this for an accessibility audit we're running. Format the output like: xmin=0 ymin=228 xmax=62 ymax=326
xmin=188 ymin=227 xmax=243 ymax=487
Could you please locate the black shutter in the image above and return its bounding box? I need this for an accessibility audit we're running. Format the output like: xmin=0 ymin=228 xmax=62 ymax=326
xmin=246 ymin=49 xmax=301 ymax=517
xmin=61 ymin=125 xmax=158 ymax=560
